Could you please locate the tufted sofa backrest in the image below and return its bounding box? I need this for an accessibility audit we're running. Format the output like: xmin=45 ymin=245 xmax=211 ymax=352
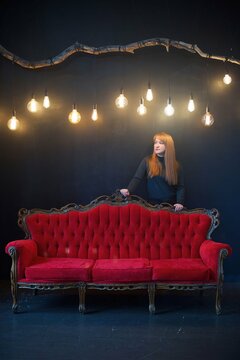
xmin=22 ymin=203 xmax=215 ymax=260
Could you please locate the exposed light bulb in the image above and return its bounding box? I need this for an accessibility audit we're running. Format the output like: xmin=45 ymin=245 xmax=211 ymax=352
xmin=201 ymin=106 xmax=214 ymax=127
xmin=137 ymin=97 xmax=147 ymax=116
xmin=8 ymin=110 xmax=20 ymax=131
xmin=164 ymin=97 xmax=175 ymax=116
xmin=146 ymin=82 xmax=153 ymax=101
xmin=187 ymin=94 xmax=195 ymax=112
xmin=223 ymin=73 xmax=232 ymax=85
xmin=68 ymin=104 xmax=81 ymax=124
xmin=115 ymin=89 xmax=128 ymax=108
xmin=43 ymin=90 xmax=50 ymax=109
xmin=27 ymin=96 xmax=39 ymax=112
xmin=91 ymin=105 xmax=98 ymax=121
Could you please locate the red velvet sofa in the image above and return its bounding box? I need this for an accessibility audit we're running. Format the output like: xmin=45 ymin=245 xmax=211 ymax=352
xmin=5 ymin=194 xmax=232 ymax=314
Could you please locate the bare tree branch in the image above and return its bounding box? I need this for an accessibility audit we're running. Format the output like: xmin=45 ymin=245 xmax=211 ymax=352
xmin=0 ymin=38 xmax=239 ymax=69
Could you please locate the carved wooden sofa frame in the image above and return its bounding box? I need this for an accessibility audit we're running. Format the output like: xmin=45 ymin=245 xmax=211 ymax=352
xmin=5 ymin=193 xmax=232 ymax=315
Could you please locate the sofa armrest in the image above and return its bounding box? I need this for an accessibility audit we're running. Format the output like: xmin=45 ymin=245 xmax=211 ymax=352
xmin=200 ymin=240 xmax=232 ymax=281
xmin=5 ymin=240 xmax=38 ymax=280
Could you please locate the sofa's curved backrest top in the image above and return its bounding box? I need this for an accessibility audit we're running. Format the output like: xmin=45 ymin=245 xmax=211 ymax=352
xmin=18 ymin=196 xmax=219 ymax=260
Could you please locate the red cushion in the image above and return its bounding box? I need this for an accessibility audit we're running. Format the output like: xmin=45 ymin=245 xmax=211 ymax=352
xmin=151 ymin=258 xmax=211 ymax=282
xmin=25 ymin=257 xmax=94 ymax=282
xmin=92 ymin=258 xmax=152 ymax=283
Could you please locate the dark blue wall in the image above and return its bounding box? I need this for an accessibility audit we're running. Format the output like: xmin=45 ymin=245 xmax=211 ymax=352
xmin=0 ymin=0 xmax=239 ymax=280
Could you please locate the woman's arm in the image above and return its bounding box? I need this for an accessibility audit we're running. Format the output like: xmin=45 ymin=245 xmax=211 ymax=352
xmin=120 ymin=157 xmax=147 ymax=196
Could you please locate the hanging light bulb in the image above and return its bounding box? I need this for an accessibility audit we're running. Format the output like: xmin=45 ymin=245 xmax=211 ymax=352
xmin=27 ymin=95 xmax=39 ymax=112
xmin=115 ymin=89 xmax=128 ymax=108
xmin=68 ymin=104 xmax=81 ymax=124
xmin=223 ymin=73 xmax=232 ymax=85
xmin=91 ymin=105 xmax=98 ymax=121
xmin=187 ymin=94 xmax=195 ymax=112
xmin=164 ymin=97 xmax=175 ymax=116
xmin=137 ymin=97 xmax=147 ymax=116
xmin=146 ymin=82 xmax=153 ymax=101
xmin=7 ymin=110 xmax=20 ymax=131
xmin=43 ymin=90 xmax=50 ymax=109
xmin=201 ymin=106 xmax=214 ymax=127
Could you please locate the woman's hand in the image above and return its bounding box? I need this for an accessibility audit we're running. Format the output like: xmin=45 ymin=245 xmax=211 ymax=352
xmin=173 ymin=203 xmax=184 ymax=211
xmin=120 ymin=189 xmax=130 ymax=197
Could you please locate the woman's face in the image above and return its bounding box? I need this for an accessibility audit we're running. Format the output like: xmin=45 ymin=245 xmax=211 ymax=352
xmin=154 ymin=138 xmax=166 ymax=156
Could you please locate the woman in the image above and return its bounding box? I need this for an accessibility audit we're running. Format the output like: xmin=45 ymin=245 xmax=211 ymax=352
xmin=120 ymin=132 xmax=184 ymax=211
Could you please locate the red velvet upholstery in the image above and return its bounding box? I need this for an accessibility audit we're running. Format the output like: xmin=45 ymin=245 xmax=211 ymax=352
xmin=200 ymin=240 xmax=232 ymax=281
xmin=25 ymin=257 xmax=94 ymax=282
xmin=92 ymin=258 xmax=152 ymax=282
xmin=5 ymin=240 xmax=37 ymax=280
xmin=25 ymin=205 xmax=212 ymax=260
xmin=5 ymin=203 xmax=231 ymax=287
xmin=151 ymin=259 xmax=211 ymax=281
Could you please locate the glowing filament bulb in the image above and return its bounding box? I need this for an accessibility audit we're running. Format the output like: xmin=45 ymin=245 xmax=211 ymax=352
xmin=8 ymin=110 xmax=20 ymax=131
xmin=68 ymin=104 xmax=81 ymax=124
xmin=201 ymin=106 xmax=214 ymax=127
xmin=188 ymin=95 xmax=195 ymax=112
xmin=115 ymin=89 xmax=128 ymax=108
xmin=27 ymin=96 xmax=39 ymax=112
xmin=146 ymin=82 xmax=153 ymax=101
xmin=164 ymin=97 xmax=175 ymax=116
xmin=91 ymin=105 xmax=98 ymax=121
xmin=43 ymin=91 xmax=50 ymax=109
xmin=223 ymin=73 xmax=232 ymax=85
xmin=137 ymin=97 xmax=147 ymax=116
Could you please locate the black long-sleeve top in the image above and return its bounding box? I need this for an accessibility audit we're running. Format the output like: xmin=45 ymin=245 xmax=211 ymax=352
xmin=127 ymin=156 xmax=185 ymax=205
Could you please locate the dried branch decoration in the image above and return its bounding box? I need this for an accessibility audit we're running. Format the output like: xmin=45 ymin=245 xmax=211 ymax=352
xmin=0 ymin=38 xmax=239 ymax=69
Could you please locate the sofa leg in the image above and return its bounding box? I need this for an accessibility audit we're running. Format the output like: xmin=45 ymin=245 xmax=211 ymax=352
xmin=8 ymin=247 xmax=19 ymax=313
xmin=78 ymin=284 xmax=86 ymax=313
xmin=11 ymin=281 xmax=18 ymax=313
xmin=216 ymin=283 xmax=223 ymax=315
xmin=215 ymin=249 xmax=228 ymax=315
xmin=148 ymin=283 xmax=156 ymax=314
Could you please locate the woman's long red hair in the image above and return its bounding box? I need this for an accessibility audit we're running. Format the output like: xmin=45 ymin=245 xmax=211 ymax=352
xmin=148 ymin=132 xmax=178 ymax=185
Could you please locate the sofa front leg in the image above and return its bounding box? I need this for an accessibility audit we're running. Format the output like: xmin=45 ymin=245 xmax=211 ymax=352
xmin=8 ymin=247 xmax=19 ymax=313
xmin=148 ymin=283 xmax=156 ymax=314
xmin=11 ymin=279 xmax=18 ymax=313
xmin=216 ymin=283 xmax=222 ymax=315
xmin=78 ymin=283 xmax=86 ymax=314
xmin=215 ymin=248 xmax=228 ymax=315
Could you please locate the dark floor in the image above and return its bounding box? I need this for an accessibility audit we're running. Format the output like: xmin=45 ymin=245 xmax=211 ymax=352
xmin=0 ymin=280 xmax=240 ymax=360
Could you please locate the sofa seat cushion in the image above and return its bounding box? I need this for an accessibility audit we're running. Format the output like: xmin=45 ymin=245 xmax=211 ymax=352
xmin=25 ymin=257 xmax=94 ymax=282
xmin=151 ymin=258 xmax=211 ymax=282
xmin=92 ymin=258 xmax=152 ymax=283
